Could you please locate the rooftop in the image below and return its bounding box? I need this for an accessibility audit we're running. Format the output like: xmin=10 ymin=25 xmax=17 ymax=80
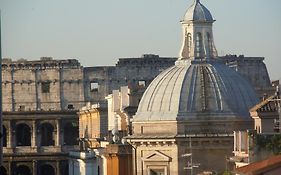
xmin=235 ymin=154 xmax=281 ymax=175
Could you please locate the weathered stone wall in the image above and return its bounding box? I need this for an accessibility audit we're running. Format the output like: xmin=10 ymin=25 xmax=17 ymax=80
xmin=83 ymin=66 xmax=116 ymax=103
xmin=2 ymin=58 xmax=85 ymax=111
xmin=83 ymin=54 xmax=177 ymax=104
xmin=2 ymin=110 xmax=78 ymax=175
xmin=222 ymin=55 xmax=273 ymax=97
xmin=2 ymin=55 xmax=271 ymax=113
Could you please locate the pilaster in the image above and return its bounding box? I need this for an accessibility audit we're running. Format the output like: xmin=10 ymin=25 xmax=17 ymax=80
xmin=56 ymin=161 xmax=60 ymax=175
xmin=55 ymin=120 xmax=61 ymax=146
xmin=31 ymin=120 xmax=36 ymax=148
xmin=7 ymin=121 xmax=12 ymax=148
xmin=32 ymin=160 xmax=37 ymax=175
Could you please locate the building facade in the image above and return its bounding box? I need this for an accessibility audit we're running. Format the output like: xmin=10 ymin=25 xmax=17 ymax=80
xmin=0 ymin=56 xmax=175 ymax=175
xmin=127 ymin=0 xmax=262 ymax=174
xmin=2 ymin=57 xmax=85 ymax=112
xmin=222 ymin=55 xmax=273 ymax=97
xmin=83 ymin=54 xmax=177 ymax=104
xmin=1 ymin=110 xmax=78 ymax=175
xmin=232 ymin=86 xmax=281 ymax=169
xmin=0 ymin=1 xmax=276 ymax=174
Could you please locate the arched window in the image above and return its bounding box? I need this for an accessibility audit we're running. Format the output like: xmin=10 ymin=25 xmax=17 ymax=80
xmin=195 ymin=32 xmax=203 ymax=57
xmin=0 ymin=166 xmax=7 ymax=175
xmin=2 ymin=125 xmax=7 ymax=147
xmin=187 ymin=33 xmax=192 ymax=58
xmin=61 ymin=161 xmax=69 ymax=175
xmin=64 ymin=122 xmax=79 ymax=146
xmin=16 ymin=123 xmax=31 ymax=146
xmin=40 ymin=123 xmax=55 ymax=146
xmin=207 ymin=32 xmax=213 ymax=57
xmin=15 ymin=165 xmax=31 ymax=175
xmin=40 ymin=164 xmax=55 ymax=175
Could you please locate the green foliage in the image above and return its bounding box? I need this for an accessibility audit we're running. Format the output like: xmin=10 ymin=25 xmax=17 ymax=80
xmin=266 ymin=134 xmax=281 ymax=154
xmin=222 ymin=171 xmax=231 ymax=175
xmin=219 ymin=171 xmax=233 ymax=175
xmin=255 ymin=134 xmax=281 ymax=155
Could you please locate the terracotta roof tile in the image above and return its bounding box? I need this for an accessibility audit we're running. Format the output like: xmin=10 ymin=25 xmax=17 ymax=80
xmin=235 ymin=154 xmax=281 ymax=174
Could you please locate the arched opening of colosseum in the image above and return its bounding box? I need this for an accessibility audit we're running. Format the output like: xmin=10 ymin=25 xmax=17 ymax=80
xmin=39 ymin=164 xmax=55 ymax=175
xmin=15 ymin=165 xmax=31 ymax=175
xmin=40 ymin=123 xmax=55 ymax=146
xmin=16 ymin=123 xmax=31 ymax=146
xmin=2 ymin=125 xmax=7 ymax=147
xmin=62 ymin=162 xmax=69 ymax=175
xmin=63 ymin=122 xmax=78 ymax=145
xmin=0 ymin=166 xmax=7 ymax=175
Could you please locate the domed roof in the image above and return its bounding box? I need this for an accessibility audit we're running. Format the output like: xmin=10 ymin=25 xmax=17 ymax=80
xmin=183 ymin=0 xmax=214 ymax=22
xmin=134 ymin=60 xmax=259 ymax=121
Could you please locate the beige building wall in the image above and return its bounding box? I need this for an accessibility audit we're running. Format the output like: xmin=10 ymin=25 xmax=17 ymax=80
xmin=78 ymin=103 xmax=108 ymax=148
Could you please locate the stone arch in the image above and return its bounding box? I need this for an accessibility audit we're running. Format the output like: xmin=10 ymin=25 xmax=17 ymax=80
xmin=16 ymin=123 xmax=31 ymax=146
xmin=59 ymin=160 xmax=69 ymax=175
xmin=0 ymin=166 xmax=7 ymax=175
xmin=195 ymin=32 xmax=203 ymax=57
xmin=39 ymin=164 xmax=55 ymax=175
xmin=15 ymin=165 xmax=31 ymax=175
xmin=39 ymin=122 xmax=55 ymax=146
xmin=63 ymin=121 xmax=78 ymax=145
xmin=2 ymin=125 xmax=7 ymax=147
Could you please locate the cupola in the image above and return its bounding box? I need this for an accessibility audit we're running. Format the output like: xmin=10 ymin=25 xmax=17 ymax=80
xmin=179 ymin=0 xmax=217 ymax=60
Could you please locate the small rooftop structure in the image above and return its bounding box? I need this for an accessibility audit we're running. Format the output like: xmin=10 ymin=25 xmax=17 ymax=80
xmin=235 ymin=154 xmax=281 ymax=175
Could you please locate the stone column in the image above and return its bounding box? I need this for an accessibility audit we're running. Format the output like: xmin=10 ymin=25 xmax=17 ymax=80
xmin=56 ymin=161 xmax=60 ymax=175
xmin=11 ymin=122 xmax=16 ymax=149
xmin=59 ymin=68 xmax=64 ymax=110
xmin=69 ymin=160 xmax=73 ymax=175
xmin=32 ymin=160 xmax=37 ymax=175
xmin=56 ymin=120 xmax=61 ymax=146
xmin=7 ymin=121 xmax=12 ymax=148
xmin=8 ymin=161 xmax=12 ymax=175
xmin=34 ymin=69 xmax=40 ymax=110
xmin=11 ymin=67 xmax=15 ymax=111
xmin=31 ymin=121 xmax=36 ymax=148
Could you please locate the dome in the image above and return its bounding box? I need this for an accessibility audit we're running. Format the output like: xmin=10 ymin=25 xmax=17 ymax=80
xmin=183 ymin=0 xmax=214 ymax=22
xmin=134 ymin=60 xmax=259 ymax=121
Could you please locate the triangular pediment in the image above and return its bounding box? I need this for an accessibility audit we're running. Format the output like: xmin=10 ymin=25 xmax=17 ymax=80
xmin=142 ymin=151 xmax=171 ymax=162
xmin=250 ymin=95 xmax=279 ymax=114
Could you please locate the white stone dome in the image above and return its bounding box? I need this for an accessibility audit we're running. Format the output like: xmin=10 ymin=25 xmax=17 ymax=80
xmin=183 ymin=0 xmax=214 ymax=22
xmin=134 ymin=60 xmax=259 ymax=121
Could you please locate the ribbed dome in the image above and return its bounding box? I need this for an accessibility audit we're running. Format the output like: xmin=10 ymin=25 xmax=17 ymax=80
xmin=134 ymin=60 xmax=259 ymax=121
xmin=183 ymin=0 xmax=214 ymax=22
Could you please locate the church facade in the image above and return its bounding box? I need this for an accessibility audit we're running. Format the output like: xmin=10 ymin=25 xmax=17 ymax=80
xmin=127 ymin=0 xmax=262 ymax=174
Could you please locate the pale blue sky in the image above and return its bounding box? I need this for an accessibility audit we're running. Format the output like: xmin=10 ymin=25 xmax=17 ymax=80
xmin=1 ymin=0 xmax=281 ymax=80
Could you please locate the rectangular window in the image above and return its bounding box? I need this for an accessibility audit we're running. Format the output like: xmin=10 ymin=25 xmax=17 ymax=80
xmin=90 ymin=82 xmax=99 ymax=91
xmin=150 ymin=169 xmax=165 ymax=175
xmin=19 ymin=105 xmax=25 ymax=111
xmin=67 ymin=104 xmax=74 ymax=110
xmin=138 ymin=80 xmax=146 ymax=87
xmin=42 ymin=82 xmax=50 ymax=93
